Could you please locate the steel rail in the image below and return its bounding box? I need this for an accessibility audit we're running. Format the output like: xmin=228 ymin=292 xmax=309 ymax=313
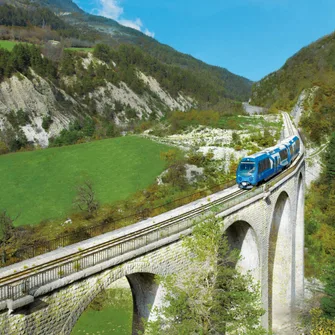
xmin=0 ymin=188 xmax=250 ymax=302
xmin=283 ymin=112 xmax=295 ymax=136
xmin=0 ymin=188 xmax=245 ymax=286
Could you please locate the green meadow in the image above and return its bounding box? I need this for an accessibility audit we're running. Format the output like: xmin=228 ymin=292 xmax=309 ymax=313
xmin=0 ymin=41 xmax=93 ymax=52
xmin=218 ymin=115 xmax=281 ymax=130
xmin=0 ymin=40 xmax=18 ymax=51
xmin=71 ymin=287 xmax=132 ymax=335
xmin=0 ymin=136 xmax=169 ymax=227
xmin=65 ymin=47 xmax=94 ymax=52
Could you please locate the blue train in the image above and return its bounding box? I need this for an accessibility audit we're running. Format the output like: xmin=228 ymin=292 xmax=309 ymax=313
xmin=236 ymin=135 xmax=300 ymax=189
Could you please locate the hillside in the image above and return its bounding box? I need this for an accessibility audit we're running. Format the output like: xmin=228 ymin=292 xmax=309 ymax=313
xmin=2 ymin=0 xmax=252 ymax=102
xmin=251 ymin=31 xmax=335 ymax=144
xmin=0 ymin=0 xmax=255 ymax=149
xmin=0 ymin=42 xmax=200 ymax=146
xmin=250 ymin=31 xmax=335 ymax=109
xmin=250 ymin=32 xmax=335 ymax=108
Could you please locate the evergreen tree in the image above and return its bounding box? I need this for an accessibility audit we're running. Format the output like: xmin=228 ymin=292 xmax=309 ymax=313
xmin=82 ymin=117 xmax=95 ymax=137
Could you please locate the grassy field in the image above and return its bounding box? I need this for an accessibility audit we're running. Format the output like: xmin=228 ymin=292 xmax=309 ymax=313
xmin=218 ymin=115 xmax=282 ymax=130
xmin=0 ymin=136 xmax=170 ymax=227
xmin=65 ymin=47 xmax=94 ymax=52
xmin=71 ymin=287 xmax=132 ymax=335
xmin=0 ymin=41 xmax=92 ymax=52
xmin=0 ymin=40 xmax=18 ymax=51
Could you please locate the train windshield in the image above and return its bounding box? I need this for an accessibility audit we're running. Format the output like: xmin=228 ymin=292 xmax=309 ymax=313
xmin=239 ymin=162 xmax=255 ymax=172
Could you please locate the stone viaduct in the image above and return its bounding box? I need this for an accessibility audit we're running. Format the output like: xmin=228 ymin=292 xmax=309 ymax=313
xmin=0 ymin=132 xmax=305 ymax=335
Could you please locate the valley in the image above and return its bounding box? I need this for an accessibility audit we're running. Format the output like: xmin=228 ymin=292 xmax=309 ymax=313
xmin=0 ymin=0 xmax=334 ymax=334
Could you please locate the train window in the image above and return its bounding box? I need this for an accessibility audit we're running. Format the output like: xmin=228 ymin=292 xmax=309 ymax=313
xmin=296 ymin=139 xmax=300 ymax=152
xmin=279 ymin=149 xmax=288 ymax=161
xmin=239 ymin=163 xmax=255 ymax=172
xmin=289 ymin=146 xmax=294 ymax=156
xmin=258 ymin=158 xmax=271 ymax=173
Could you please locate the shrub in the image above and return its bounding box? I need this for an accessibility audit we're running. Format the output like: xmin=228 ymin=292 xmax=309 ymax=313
xmin=42 ymin=115 xmax=53 ymax=131
xmin=162 ymin=162 xmax=187 ymax=189
xmin=0 ymin=141 xmax=9 ymax=155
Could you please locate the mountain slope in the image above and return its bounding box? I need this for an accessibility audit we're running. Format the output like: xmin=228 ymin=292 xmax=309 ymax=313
xmin=6 ymin=0 xmax=252 ymax=102
xmin=0 ymin=0 xmax=253 ymax=151
xmin=30 ymin=0 xmax=83 ymax=13
xmin=0 ymin=44 xmax=197 ymax=148
xmin=251 ymin=32 xmax=335 ymax=109
xmin=251 ymin=31 xmax=335 ymax=143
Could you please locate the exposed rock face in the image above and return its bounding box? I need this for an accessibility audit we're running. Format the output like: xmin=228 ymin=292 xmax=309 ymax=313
xmin=290 ymin=87 xmax=322 ymax=187
xmin=138 ymin=72 xmax=194 ymax=112
xmin=0 ymin=56 xmax=195 ymax=147
xmin=291 ymin=87 xmax=319 ymax=126
xmin=0 ymin=72 xmax=76 ymax=147
xmin=89 ymin=71 xmax=194 ymax=125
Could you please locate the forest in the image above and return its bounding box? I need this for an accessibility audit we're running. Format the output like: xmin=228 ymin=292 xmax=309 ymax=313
xmin=0 ymin=3 xmax=97 ymax=42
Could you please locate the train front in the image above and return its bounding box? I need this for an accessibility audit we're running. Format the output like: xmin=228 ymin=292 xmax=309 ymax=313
xmin=236 ymin=158 xmax=257 ymax=189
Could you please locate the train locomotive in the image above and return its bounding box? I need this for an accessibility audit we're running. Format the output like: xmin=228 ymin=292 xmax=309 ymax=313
xmin=236 ymin=135 xmax=300 ymax=189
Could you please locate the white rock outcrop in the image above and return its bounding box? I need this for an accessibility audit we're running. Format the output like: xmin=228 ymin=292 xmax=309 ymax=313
xmin=0 ymin=58 xmax=195 ymax=147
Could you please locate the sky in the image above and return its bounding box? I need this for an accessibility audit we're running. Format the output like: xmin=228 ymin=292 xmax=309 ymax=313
xmin=72 ymin=0 xmax=335 ymax=81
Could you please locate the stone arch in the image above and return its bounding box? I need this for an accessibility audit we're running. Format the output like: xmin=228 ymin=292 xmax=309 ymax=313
xmin=268 ymin=191 xmax=293 ymax=332
xmin=127 ymin=272 xmax=165 ymax=335
xmin=61 ymin=261 xmax=169 ymax=335
xmin=295 ymin=172 xmax=304 ymax=306
xmin=225 ymin=221 xmax=260 ymax=282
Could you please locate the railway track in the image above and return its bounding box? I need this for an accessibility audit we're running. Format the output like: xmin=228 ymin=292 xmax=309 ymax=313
xmin=0 ymin=187 xmax=247 ymax=302
xmin=0 ymin=111 xmax=302 ymax=305
xmin=282 ymin=112 xmax=296 ymax=137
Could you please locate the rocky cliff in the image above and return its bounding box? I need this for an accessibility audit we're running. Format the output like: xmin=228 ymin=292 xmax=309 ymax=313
xmin=0 ymin=53 xmax=194 ymax=147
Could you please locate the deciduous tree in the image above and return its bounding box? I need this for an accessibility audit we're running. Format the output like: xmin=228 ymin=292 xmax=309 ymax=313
xmin=73 ymin=180 xmax=99 ymax=217
xmin=0 ymin=210 xmax=18 ymax=263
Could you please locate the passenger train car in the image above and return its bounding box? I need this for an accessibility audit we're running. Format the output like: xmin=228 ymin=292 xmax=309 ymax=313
xmin=236 ymin=135 xmax=300 ymax=189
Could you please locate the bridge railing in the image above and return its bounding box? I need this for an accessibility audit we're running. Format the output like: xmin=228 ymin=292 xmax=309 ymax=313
xmin=0 ymin=184 xmax=264 ymax=303
xmin=3 ymin=179 xmax=235 ymax=266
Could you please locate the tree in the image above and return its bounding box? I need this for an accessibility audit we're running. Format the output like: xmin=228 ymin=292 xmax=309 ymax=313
xmin=160 ymin=149 xmax=178 ymax=165
xmin=82 ymin=117 xmax=95 ymax=137
xmin=310 ymin=308 xmax=335 ymax=335
xmin=0 ymin=141 xmax=9 ymax=155
xmin=73 ymin=180 xmax=99 ymax=216
xmin=146 ymin=215 xmax=266 ymax=335
xmin=0 ymin=210 xmax=18 ymax=264
xmin=42 ymin=115 xmax=53 ymax=131
xmin=321 ymin=258 xmax=335 ymax=319
xmin=162 ymin=162 xmax=187 ymax=189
